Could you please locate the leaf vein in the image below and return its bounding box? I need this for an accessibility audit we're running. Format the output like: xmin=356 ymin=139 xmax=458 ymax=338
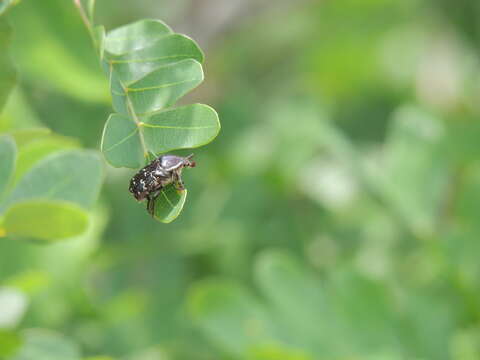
xmin=104 ymin=126 xmax=139 ymax=152
xmin=161 ymin=189 xmax=174 ymax=208
xmin=111 ymin=54 xmax=194 ymax=64
xmin=141 ymin=124 xmax=216 ymax=130
xmin=126 ymin=79 xmax=200 ymax=92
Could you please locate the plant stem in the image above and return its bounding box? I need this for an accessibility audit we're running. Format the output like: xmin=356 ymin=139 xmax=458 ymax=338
xmin=73 ymin=0 xmax=97 ymax=49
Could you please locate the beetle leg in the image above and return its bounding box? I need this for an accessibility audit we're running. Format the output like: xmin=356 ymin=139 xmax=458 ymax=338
xmin=147 ymin=190 xmax=163 ymax=217
xmin=174 ymin=172 xmax=185 ymax=191
xmin=146 ymin=195 xmax=155 ymax=216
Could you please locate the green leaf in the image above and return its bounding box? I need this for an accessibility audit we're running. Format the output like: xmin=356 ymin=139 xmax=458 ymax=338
xmin=0 ymin=135 xmax=16 ymax=199
xmin=106 ymin=58 xmax=203 ymax=117
xmin=153 ymin=185 xmax=187 ymax=223
xmin=11 ymin=329 xmax=81 ymax=360
xmin=3 ymin=200 xmax=89 ymax=242
xmin=142 ymin=104 xmax=220 ymax=153
xmin=0 ymin=330 xmax=22 ymax=358
xmin=12 ymin=135 xmax=79 ymax=185
xmin=101 ymin=104 xmax=219 ymax=168
xmin=4 ymin=150 xmax=103 ymax=210
xmin=0 ymin=19 xmax=17 ymax=112
xmin=101 ymin=114 xmax=143 ymax=168
xmin=121 ymin=59 xmax=203 ymax=115
xmin=106 ymin=34 xmax=204 ymax=84
xmin=104 ymin=19 xmax=173 ymax=54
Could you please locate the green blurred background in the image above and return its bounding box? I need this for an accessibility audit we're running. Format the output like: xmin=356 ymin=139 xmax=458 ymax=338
xmin=2 ymin=0 xmax=480 ymax=358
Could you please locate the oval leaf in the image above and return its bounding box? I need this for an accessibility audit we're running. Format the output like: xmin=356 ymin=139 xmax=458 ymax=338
xmin=142 ymin=104 xmax=220 ymax=153
xmin=107 ymin=33 xmax=204 ymax=83
xmin=3 ymin=200 xmax=89 ymax=242
xmin=153 ymin=185 xmax=187 ymax=223
xmin=127 ymin=58 xmax=203 ymax=114
xmin=101 ymin=114 xmax=143 ymax=168
xmin=104 ymin=19 xmax=173 ymax=54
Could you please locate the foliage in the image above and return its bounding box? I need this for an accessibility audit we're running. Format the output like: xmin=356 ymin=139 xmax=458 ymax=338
xmin=2 ymin=0 xmax=480 ymax=359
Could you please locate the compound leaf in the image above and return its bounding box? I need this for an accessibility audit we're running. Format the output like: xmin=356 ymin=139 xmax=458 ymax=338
xmin=99 ymin=19 xmax=220 ymax=222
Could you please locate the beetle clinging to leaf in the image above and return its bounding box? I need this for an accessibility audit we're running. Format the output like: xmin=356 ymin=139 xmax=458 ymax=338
xmin=129 ymin=154 xmax=196 ymax=216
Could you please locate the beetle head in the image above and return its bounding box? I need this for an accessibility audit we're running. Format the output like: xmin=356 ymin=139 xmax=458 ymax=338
xmin=184 ymin=154 xmax=196 ymax=168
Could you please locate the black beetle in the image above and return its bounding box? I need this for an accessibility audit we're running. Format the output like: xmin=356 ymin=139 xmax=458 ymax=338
xmin=129 ymin=154 xmax=196 ymax=216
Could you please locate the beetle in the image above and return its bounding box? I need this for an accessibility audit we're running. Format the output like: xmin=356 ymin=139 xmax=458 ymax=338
xmin=129 ymin=154 xmax=196 ymax=216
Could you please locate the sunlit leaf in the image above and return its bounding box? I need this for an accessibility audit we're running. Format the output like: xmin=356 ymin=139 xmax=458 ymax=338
xmin=3 ymin=200 xmax=89 ymax=242
xmin=0 ymin=135 xmax=16 ymax=199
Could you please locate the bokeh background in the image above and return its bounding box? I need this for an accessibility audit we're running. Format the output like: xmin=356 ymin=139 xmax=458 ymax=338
xmin=2 ymin=0 xmax=480 ymax=359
